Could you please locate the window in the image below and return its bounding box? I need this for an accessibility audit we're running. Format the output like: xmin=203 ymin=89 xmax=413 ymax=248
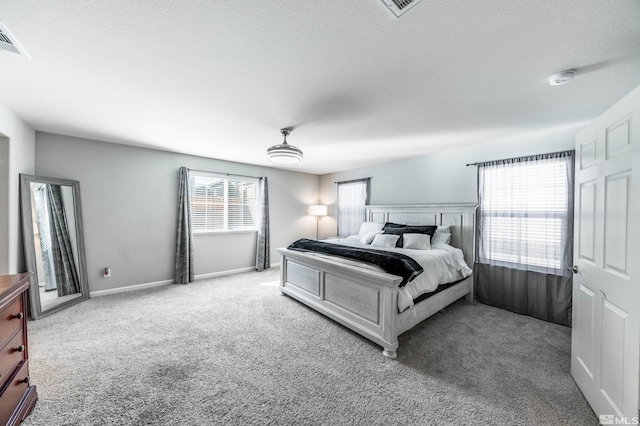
xmin=337 ymin=178 xmax=369 ymax=236
xmin=477 ymin=153 xmax=574 ymax=273
xmin=189 ymin=172 xmax=259 ymax=233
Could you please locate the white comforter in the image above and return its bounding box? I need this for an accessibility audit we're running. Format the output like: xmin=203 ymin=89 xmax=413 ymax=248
xmin=319 ymin=238 xmax=472 ymax=312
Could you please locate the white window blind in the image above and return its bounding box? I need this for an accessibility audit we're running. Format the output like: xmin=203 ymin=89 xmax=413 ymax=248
xmin=478 ymin=156 xmax=572 ymax=272
xmin=189 ymin=172 xmax=259 ymax=232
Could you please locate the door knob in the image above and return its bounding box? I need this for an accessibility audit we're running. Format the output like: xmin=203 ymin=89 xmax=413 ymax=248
xmin=568 ymin=265 xmax=579 ymax=274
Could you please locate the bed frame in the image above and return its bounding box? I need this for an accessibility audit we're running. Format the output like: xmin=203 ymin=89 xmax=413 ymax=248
xmin=278 ymin=203 xmax=476 ymax=359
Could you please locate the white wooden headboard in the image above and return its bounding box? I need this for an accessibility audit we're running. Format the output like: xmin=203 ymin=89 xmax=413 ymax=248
xmin=365 ymin=203 xmax=477 ymax=268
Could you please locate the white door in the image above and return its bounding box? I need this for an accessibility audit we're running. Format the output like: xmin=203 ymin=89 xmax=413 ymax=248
xmin=572 ymin=85 xmax=640 ymax=421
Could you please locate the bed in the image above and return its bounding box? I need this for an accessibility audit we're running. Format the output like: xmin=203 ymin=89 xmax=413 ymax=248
xmin=278 ymin=203 xmax=476 ymax=359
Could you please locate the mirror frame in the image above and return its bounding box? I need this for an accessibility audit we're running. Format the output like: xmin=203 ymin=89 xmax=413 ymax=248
xmin=20 ymin=174 xmax=90 ymax=319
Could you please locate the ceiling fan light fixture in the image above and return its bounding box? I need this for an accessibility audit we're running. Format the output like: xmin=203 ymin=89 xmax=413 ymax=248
xmin=266 ymin=128 xmax=303 ymax=164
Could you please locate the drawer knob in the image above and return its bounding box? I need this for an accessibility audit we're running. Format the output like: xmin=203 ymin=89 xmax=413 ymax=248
xmin=19 ymin=376 xmax=29 ymax=384
xmin=14 ymin=345 xmax=24 ymax=353
xmin=12 ymin=312 xmax=23 ymax=320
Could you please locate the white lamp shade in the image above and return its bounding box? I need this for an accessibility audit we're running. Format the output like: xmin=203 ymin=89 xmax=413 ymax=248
xmin=308 ymin=204 xmax=327 ymax=216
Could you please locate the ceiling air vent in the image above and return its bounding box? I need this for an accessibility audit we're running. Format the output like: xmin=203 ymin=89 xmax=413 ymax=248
xmin=0 ymin=21 xmax=29 ymax=57
xmin=379 ymin=0 xmax=424 ymax=18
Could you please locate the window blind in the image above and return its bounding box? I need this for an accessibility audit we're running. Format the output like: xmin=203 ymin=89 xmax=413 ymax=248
xmin=189 ymin=172 xmax=259 ymax=232
xmin=478 ymin=155 xmax=572 ymax=272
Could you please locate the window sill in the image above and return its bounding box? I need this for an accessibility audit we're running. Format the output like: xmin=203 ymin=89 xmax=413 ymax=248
xmin=477 ymin=260 xmax=564 ymax=276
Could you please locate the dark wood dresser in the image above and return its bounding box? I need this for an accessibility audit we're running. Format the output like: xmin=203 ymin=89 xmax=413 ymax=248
xmin=0 ymin=274 xmax=37 ymax=425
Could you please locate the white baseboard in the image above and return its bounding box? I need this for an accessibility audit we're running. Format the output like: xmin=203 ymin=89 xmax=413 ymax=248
xmin=195 ymin=262 xmax=280 ymax=281
xmin=195 ymin=266 xmax=255 ymax=280
xmin=90 ymin=263 xmax=281 ymax=297
xmin=90 ymin=279 xmax=173 ymax=297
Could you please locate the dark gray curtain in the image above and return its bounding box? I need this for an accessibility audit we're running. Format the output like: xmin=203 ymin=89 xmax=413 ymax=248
xmin=175 ymin=167 xmax=194 ymax=284
xmin=45 ymin=184 xmax=81 ymax=296
xmin=33 ymin=186 xmax=57 ymax=291
xmin=474 ymin=150 xmax=575 ymax=326
xmin=255 ymin=177 xmax=270 ymax=271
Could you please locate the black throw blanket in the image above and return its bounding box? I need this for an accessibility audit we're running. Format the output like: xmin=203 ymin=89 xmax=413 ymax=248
xmin=287 ymin=238 xmax=423 ymax=286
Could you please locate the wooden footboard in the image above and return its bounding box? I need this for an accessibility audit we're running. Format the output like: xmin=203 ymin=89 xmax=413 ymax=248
xmin=279 ymin=203 xmax=476 ymax=358
xmin=279 ymin=248 xmax=472 ymax=358
xmin=279 ymin=248 xmax=403 ymax=356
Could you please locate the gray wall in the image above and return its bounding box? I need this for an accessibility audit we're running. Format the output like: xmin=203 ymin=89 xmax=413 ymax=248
xmin=35 ymin=132 xmax=320 ymax=292
xmin=318 ymin=125 xmax=582 ymax=238
xmin=0 ymin=101 xmax=35 ymax=274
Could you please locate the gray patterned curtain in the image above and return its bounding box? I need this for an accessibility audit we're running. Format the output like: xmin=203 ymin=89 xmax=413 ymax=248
xmin=255 ymin=177 xmax=270 ymax=271
xmin=175 ymin=167 xmax=194 ymax=284
xmin=45 ymin=184 xmax=81 ymax=296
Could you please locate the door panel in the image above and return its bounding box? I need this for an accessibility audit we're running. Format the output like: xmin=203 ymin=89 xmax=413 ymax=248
xmin=578 ymin=182 xmax=597 ymax=262
xmin=575 ymin=284 xmax=595 ymax=377
xmin=606 ymin=117 xmax=631 ymax=159
xmin=580 ymin=138 xmax=598 ymax=169
xmin=603 ymin=173 xmax=630 ymax=275
xmin=600 ymin=299 xmax=626 ymax=415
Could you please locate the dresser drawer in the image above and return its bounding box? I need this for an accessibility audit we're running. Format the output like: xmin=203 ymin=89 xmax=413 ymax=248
xmin=0 ymin=331 xmax=25 ymax=389
xmin=0 ymin=298 xmax=23 ymax=349
xmin=0 ymin=360 xmax=30 ymax=426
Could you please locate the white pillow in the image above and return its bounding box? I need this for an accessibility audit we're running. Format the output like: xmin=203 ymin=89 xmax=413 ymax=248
xmin=358 ymin=222 xmax=384 ymax=237
xmin=432 ymin=232 xmax=451 ymax=245
xmin=370 ymin=234 xmax=400 ymax=248
xmin=360 ymin=230 xmax=383 ymax=244
xmin=402 ymin=233 xmax=431 ymax=250
xmin=436 ymin=225 xmax=451 ymax=233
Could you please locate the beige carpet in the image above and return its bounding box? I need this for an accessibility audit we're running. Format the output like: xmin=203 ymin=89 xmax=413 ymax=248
xmin=22 ymin=268 xmax=596 ymax=425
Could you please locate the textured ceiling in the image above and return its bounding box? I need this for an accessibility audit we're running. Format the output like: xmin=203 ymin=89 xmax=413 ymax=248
xmin=1 ymin=1 xmax=639 ymax=174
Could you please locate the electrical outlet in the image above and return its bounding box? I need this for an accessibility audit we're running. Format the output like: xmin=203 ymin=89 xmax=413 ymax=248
xmin=103 ymin=267 xmax=111 ymax=278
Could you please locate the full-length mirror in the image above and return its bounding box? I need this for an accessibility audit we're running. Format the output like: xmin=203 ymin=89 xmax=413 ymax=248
xmin=20 ymin=174 xmax=90 ymax=319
